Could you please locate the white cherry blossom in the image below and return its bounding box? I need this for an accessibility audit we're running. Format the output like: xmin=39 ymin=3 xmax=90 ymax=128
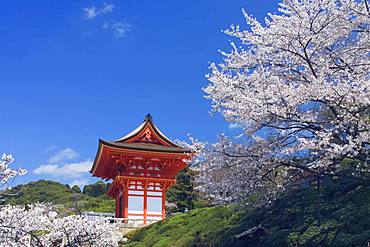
xmin=0 ymin=155 xmax=121 ymax=246
xmin=0 ymin=154 xmax=26 ymax=186
xmin=196 ymin=0 xmax=370 ymax=203
xmin=0 ymin=203 xmax=121 ymax=246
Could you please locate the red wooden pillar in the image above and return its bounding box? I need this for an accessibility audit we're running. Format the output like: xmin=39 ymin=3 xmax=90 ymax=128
xmin=123 ymin=184 xmax=129 ymax=223
xmin=162 ymin=189 xmax=166 ymax=219
xmin=143 ymin=181 xmax=148 ymax=224
xmin=115 ymin=196 xmax=120 ymax=218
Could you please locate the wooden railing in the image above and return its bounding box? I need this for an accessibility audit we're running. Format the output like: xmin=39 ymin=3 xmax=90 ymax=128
xmin=82 ymin=212 xmax=160 ymax=228
xmin=110 ymin=218 xmax=160 ymax=228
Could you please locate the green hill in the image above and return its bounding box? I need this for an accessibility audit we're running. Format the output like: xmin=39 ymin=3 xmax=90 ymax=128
xmin=3 ymin=180 xmax=114 ymax=214
xmin=125 ymin=178 xmax=370 ymax=247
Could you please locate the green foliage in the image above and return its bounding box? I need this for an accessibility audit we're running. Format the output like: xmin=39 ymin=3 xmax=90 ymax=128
xmin=166 ymin=166 xmax=205 ymax=212
xmin=125 ymin=205 xmax=247 ymax=247
xmin=71 ymin=185 xmax=81 ymax=193
xmin=125 ymin=178 xmax=370 ymax=247
xmin=82 ymin=181 xmax=109 ymax=197
xmin=3 ymin=180 xmax=114 ymax=214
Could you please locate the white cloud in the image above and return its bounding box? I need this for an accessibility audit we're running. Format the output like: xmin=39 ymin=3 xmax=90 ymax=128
xmin=44 ymin=145 xmax=56 ymax=153
xmin=33 ymin=160 xmax=92 ymax=179
xmin=48 ymin=148 xmax=79 ymax=164
xmin=102 ymin=21 xmax=132 ymax=38
xmin=100 ymin=3 xmax=115 ymax=15
xmin=70 ymin=178 xmax=90 ymax=188
xmin=83 ymin=6 xmax=97 ymax=19
xmin=83 ymin=2 xmax=114 ymax=20
xmin=229 ymin=123 xmax=240 ymax=129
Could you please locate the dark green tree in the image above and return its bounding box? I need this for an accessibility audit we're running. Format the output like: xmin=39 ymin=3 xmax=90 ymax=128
xmin=166 ymin=166 xmax=201 ymax=212
xmin=71 ymin=185 xmax=81 ymax=193
xmin=82 ymin=181 xmax=108 ymax=197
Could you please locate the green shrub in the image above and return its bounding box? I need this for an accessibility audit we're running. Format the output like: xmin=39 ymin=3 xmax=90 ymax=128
xmin=125 ymin=178 xmax=370 ymax=247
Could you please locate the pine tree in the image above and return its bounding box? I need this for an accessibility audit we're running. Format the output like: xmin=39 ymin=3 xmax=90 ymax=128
xmin=166 ymin=166 xmax=199 ymax=212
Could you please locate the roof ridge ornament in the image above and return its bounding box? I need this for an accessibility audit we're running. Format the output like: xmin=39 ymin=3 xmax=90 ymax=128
xmin=111 ymin=114 xmax=183 ymax=147
xmin=144 ymin=113 xmax=153 ymax=122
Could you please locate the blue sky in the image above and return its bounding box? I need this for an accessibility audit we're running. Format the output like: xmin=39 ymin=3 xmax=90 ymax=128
xmin=0 ymin=0 xmax=279 ymax=188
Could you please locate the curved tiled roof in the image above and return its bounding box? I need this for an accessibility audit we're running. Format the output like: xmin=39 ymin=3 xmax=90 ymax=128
xmin=90 ymin=114 xmax=193 ymax=178
xmin=100 ymin=139 xmax=191 ymax=153
xmin=114 ymin=114 xmax=181 ymax=148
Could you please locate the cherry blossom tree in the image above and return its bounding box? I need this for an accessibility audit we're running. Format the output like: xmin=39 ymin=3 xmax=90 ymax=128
xmin=0 ymin=154 xmax=27 ymax=188
xmin=0 ymin=153 xmax=27 ymax=203
xmin=0 ymin=203 xmax=121 ymax=246
xmin=0 ymin=154 xmax=122 ymax=246
xmin=195 ymin=0 xmax=370 ymax=203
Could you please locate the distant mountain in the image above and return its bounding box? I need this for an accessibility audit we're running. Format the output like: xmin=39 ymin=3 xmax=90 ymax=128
xmin=3 ymin=180 xmax=114 ymax=214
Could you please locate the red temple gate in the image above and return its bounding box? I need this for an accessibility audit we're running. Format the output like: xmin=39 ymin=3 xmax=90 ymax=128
xmin=90 ymin=114 xmax=192 ymax=224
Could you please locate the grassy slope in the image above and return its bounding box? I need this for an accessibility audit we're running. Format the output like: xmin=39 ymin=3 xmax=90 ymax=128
xmin=125 ymin=178 xmax=370 ymax=247
xmin=4 ymin=180 xmax=114 ymax=213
